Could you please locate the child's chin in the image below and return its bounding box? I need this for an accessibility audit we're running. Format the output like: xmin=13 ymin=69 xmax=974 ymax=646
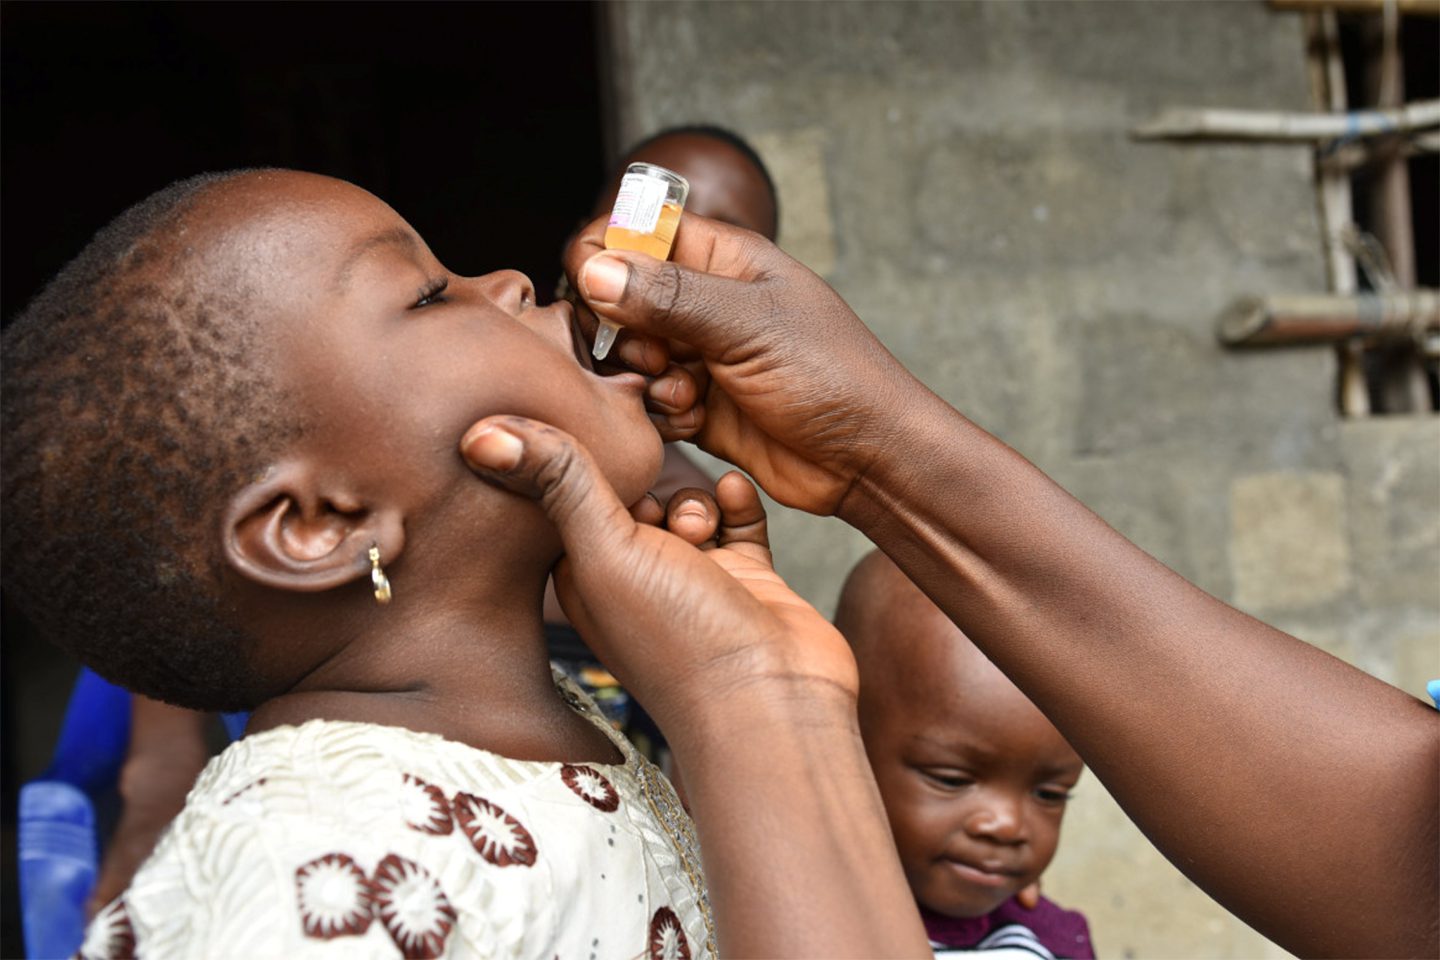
xmin=609 ymin=437 xmax=665 ymax=505
xmin=924 ymin=889 xmax=1014 ymax=920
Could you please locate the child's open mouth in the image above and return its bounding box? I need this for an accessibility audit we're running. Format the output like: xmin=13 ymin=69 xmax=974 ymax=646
xmin=565 ymin=302 xmax=597 ymax=373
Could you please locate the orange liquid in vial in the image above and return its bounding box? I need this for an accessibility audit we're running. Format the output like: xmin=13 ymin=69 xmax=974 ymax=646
xmin=605 ymin=201 xmax=683 ymax=259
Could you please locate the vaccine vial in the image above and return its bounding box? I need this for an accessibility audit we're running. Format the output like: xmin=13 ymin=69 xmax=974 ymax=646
xmin=593 ymin=162 xmax=690 ymax=360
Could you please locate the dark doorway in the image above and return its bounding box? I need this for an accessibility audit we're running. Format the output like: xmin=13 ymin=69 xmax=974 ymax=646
xmin=1 ymin=3 xmax=607 ymax=954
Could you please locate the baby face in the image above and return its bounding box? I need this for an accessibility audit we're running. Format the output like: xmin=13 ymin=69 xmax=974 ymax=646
xmin=209 ymin=171 xmax=662 ymax=534
xmin=860 ymin=619 xmax=1084 ymax=918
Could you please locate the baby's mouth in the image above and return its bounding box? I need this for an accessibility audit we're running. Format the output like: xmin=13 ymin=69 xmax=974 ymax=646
xmin=943 ymin=858 xmax=1022 ymax=889
xmin=565 ymin=303 xmax=597 ymax=373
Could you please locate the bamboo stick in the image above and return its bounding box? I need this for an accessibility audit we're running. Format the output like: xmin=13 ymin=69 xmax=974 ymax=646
xmin=1306 ymin=11 xmax=1360 ymax=298
xmin=1361 ymin=8 xmax=1434 ymax=410
xmin=1339 ymin=339 xmax=1372 ymax=413
xmin=1217 ymin=290 xmax=1440 ymax=345
xmin=1365 ymin=9 xmax=1417 ymax=289
xmin=1315 ymin=136 xmax=1433 ymax=174
xmin=1131 ymin=99 xmax=1440 ymax=142
xmin=1304 ymin=10 xmax=1370 ymax=414
xmin=1272 ymin=0 xmax=1440 ymax=16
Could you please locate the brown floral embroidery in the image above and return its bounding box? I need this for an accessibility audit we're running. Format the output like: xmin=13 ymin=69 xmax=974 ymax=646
xmin=452 ymin=792 xmax=538 ymax=867
xmin=221 ymin=777 xmax=269 ymax=805
xmin=400 ymin=773 xmax=453 ymax=835
xmin=561 ymin=764 xmax=620 ymax=813
xmin=296 ymin=853 xmax=373 ymax=939
xmin=369 ymin=853 xmax=457 ymax=960
xmin=78 ymin=898 xmax=136 ymax=960
xmin=648 ymin=906 xmax=691 ymax=960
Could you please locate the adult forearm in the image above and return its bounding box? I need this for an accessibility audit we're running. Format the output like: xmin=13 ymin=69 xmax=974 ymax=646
xmin=669 ymin=680 xmax=929 ymax=959
xmin=560 ymin=216 xmax=1437 ymax=953
xmin=839 ymin=391 xmax=1440 ymax=958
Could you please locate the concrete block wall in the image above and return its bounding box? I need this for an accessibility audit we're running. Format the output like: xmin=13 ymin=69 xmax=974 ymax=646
xmin=601 ymin=2 xmax=1439 ymax=956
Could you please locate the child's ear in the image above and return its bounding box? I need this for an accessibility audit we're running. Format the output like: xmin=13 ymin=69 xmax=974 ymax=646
xmin=222 ymin=461 xmax=404 ymax=594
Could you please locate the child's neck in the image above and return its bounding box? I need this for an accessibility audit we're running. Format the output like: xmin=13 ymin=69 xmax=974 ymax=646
xmin=246 ymin=561 xmax=624 ymax=765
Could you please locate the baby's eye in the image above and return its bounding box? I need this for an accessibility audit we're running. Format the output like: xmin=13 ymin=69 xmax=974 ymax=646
xmin=1034 ymin=787 xmax=1073 ymax=806
xmin=414 ymin=277 xmax=449 ymax=308
xmin=921 ymin=769 xmax=973 ymax=790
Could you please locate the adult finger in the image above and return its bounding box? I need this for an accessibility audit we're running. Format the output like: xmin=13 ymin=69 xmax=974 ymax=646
xmin=629 ymin=491 xmax=664 ymax=528
xmin=562 ymin=215 xmax=673 ymax=375
xmin=714 ymin=471 xmax=771 ymax=564
xmin=460 ymin=416 xmax=634 ymax=564
xmin=560 ymin=271 xmax=671 ymax=375
xmin=1017 ymin=882 xmax=1041 ymax=910
xmin=663 ymin=487 xmax=720 ymax=547
xmin=573 ymin=214 xmax=788 ymax=360
xmin=648 ymin=406 xmax=705 ymax=444
xmin=645 ymin=363 xmax=700 ymax=416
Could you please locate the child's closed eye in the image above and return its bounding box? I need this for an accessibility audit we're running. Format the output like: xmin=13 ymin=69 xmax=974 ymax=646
xmin=1033 ymin=786 xmax=1074 ymax=806
xmin=413 ymin=277 xmax=449 ymax=308
xmin=920 ymin=768 xmax=974 ymax=790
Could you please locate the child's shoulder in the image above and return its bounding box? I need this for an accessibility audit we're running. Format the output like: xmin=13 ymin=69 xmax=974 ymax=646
xmin=187 ymin=709 xmax=650 ymax=838
xmin=205 ymin=667 xmax=638 ymax=807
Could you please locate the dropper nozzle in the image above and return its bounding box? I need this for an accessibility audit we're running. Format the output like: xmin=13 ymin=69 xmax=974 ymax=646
xmin=592 ymin=319 xmax=622 ymax=361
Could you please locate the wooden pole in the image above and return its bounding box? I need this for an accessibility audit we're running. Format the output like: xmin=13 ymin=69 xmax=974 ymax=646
xmin=1304 ymin=11 xmax=1371 ymax=414
xmin=1217 ymin=290 xmax=1440 ymax=345
xmin=1315 ymin=136 xmax=1434 ymax=174
xmin=1361 ymin=5 xmax=1434 ymax=410
xmin=1131 ymin=99 xmax=1440 ymax=143
xmin=1273 ymin=0 xmax=1440 ymax=16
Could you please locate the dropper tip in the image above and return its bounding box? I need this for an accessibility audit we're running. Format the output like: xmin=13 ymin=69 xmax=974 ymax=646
xmin=592 ymin=321 xmax=621 ymax=361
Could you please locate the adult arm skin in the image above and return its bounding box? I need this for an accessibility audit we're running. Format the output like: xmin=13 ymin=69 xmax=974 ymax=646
xmin=461 ymin=416 xmax=929 ymax=958
xmin=89 ymin=696 xmax=211 ymax=916
xmin=563 ymin=214 xmax=1440 ymax=959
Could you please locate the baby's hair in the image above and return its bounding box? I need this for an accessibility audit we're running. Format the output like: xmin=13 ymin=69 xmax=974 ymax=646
xmin=2 ymin=169 xmax=291 ymax=711
xmin=622 ymin=124 xmax=780 ymax=240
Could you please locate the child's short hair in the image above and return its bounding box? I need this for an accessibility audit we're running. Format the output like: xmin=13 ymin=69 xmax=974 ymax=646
xmin=2 ymin=170 xmax=290 ymax=711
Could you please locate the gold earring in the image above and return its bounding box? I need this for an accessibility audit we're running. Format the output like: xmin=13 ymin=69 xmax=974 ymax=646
xmin=368 ymin=545 xmax=392 ymax=605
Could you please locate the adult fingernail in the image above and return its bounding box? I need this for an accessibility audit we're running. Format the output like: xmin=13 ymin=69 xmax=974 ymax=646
xmin=675 ymin=499 xmax=707 ymax=520
xmin=462 ymin=425 xmax=524 ymax=471
xmin=646 ymin=375 xmax=679 ymax=407
xmin=580 ymin=254 xmax=628 ymax=305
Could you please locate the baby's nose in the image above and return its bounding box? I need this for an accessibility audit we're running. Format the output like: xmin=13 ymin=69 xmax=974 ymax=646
xmin=470 ymin=269 xmax=536 ymax=316
xmin=964 ymin=796 xmax=1026 ymax=844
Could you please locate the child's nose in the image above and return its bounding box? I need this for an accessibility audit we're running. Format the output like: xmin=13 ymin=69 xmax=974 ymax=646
xmin=963 ymin=795 xmax=1027 ymax=844
xmin=469 ymin=269 xmax=537 ymax=316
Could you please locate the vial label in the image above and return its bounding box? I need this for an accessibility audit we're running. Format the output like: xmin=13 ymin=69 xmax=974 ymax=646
xmin=608 ymin=173 xmax=669 ymax=236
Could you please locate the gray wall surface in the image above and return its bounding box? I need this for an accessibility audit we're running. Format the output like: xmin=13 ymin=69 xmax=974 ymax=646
xmin=601 ymin=2 xmax=1439 ymax=957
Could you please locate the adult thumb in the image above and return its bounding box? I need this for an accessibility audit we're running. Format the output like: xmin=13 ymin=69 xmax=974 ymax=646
xmin=459 ymin=415 xmax=635 ymax=565
xmin=576 ymin=249 xmax=770 ymax=359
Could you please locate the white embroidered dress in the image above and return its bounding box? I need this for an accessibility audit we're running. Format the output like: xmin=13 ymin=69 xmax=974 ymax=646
xmin=80 ymin=672 xmax=712 ymax=960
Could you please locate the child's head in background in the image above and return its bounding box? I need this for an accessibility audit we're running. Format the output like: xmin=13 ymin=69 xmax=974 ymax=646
xmin=2 ymin=169 xmax=661 ymax=713
xmin=835 ymin=550 xmax=1084 ymax=920
xmin=598 ymin=125 xmax=778 ymax=241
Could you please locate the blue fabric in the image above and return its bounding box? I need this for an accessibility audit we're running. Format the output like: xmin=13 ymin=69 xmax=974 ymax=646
xmin=41 ymin=667 xmax=131 ymax=794
xmin=19 ymin=781 xmax=97 ymax=960
xmin=22 ymin=668 xmax=250 ymax=955
xmin=1427 ymin=679 xmax=1440 ymax=710
xmin=221 ymin=710 xmax=250 ymax=740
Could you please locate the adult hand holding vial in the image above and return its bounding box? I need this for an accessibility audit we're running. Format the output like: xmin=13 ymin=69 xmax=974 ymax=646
xmin=592 ymin=162 xmax=689 ymax=360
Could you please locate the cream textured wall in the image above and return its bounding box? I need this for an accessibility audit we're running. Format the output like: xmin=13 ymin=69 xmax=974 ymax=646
xmin=600 ymin=2 xmax=1439 ymax=956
